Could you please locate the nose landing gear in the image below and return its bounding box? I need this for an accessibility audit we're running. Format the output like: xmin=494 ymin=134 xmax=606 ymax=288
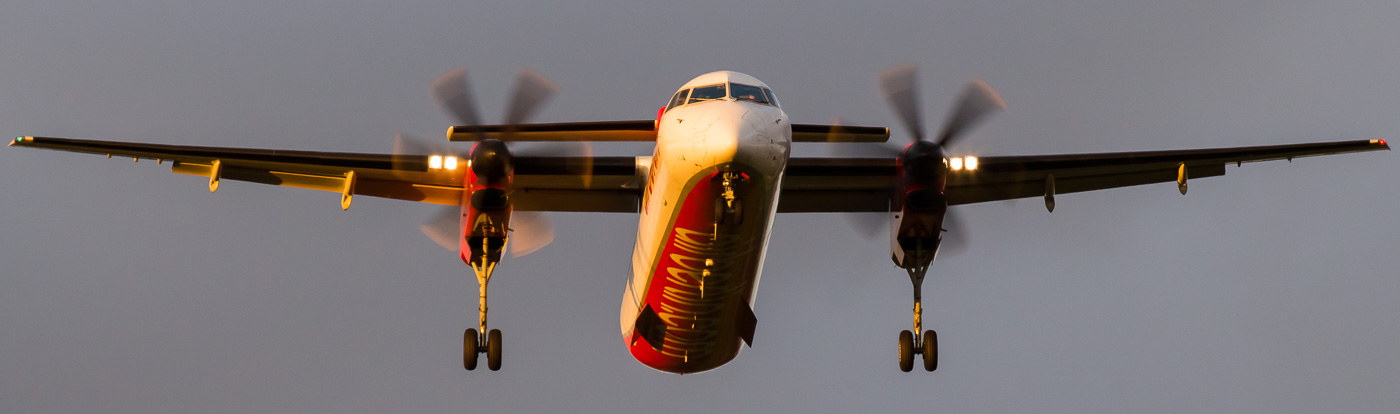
xmin=714 ymin=170 xmax=747 ymax=226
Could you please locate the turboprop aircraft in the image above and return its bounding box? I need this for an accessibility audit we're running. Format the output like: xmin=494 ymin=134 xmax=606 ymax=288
xmin=10 ymin=64 xmax=1389 ymax=374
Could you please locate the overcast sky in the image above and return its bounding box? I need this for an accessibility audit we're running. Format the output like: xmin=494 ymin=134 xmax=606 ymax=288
xmin=2 ymin=1 xmax=1397 ymax=413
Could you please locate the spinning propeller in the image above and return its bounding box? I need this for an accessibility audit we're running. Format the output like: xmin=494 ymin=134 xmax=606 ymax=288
xmin=396 ymin=66 xmax=583 ymax=258
xmin=841 ymin=63 xmax=1006 ymax=256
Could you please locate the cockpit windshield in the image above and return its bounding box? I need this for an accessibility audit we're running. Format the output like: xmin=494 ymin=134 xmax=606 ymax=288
xmin=687 ymin=83 xmax=727 ymax=104
xmin=730 ymin=83 xmax=770 ymax=104
xmin=666 ymin=89 xmax=689 ymax=111
xmin=762 ymin=87 xmax=779 ymax=107
xmin=665 ymin=81 xmax=781 ymax=113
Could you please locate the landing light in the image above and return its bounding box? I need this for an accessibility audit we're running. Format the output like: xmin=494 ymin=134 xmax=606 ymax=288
xmin=965 ymin=156 xmax=978 ymax=170
xmin=444 ymin=156 xmax=458 ymax=170
xmin=429 ymin=155 xmax=443 ymax=169
xmin=949 ymin=157 xmax=963 ymax=171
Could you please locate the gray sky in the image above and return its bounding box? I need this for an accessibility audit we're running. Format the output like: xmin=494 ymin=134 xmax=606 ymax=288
xmin=2 ymin=1 xmax=1397 ymax=412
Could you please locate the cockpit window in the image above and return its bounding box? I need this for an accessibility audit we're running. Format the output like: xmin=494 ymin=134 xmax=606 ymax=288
xmin=667 ymin=82 xmax=781 ymax=111
xmin=731 ymin=83 xmax=770 ymax=105
xmin=666 ymin=89 xmax=690 ymax=111
xmin=687 ymin=83 xmax=727 ymax=104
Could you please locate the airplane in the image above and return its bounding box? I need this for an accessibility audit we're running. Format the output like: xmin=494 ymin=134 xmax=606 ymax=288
xmin=9 ymin=64 xmax=1389 ymax=374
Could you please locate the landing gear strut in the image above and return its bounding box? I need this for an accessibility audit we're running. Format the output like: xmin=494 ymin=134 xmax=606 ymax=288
xmin=715 ymin=171 xmax=746 ymax=226
xmin=464 ymin=236 xmax=505 ymax=371
xmin=897 ymin=239 xmax=938 ymax=372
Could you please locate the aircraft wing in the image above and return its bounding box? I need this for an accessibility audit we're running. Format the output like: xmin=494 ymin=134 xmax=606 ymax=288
xmin=9 ymin=136 xmax=646 ymax=212
xmin=778 ymin=139 xmax=1389 ymax=212
xmin=13 ymin=136 xmax=1385 ymax=213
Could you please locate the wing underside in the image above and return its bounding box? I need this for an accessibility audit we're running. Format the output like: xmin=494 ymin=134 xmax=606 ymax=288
xmin=11 ymin=136 xmax=1386 ymax=213
xmin=779 ymin=140 xmax=1388 ymax=212
xmin=11 ymin=136 xmax=646 ymax=212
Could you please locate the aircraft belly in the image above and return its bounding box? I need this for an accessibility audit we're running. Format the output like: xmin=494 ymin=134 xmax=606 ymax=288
xmin=619 ymin=101 xmax=789 ymax=373
xmin=624 ymin=164 xmax=777 ymax=373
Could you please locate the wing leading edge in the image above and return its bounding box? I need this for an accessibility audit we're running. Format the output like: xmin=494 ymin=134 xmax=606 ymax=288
xmin=779 ymin=139 xmax=1389 ymax=212
xmin=10 ymin=136 xmax=646 ymax=212
xmin=10 ymin=136 xmax=1387 ymax=213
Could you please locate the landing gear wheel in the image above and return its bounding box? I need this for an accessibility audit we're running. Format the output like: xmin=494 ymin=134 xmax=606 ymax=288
xmin=486 ymin=329 xmax=502 ymax=371
xmin=715 ymin=199 xmax=744 ymax=225
xmin=715 ymin=199 xmax=725 ymax=224
xmin=464 ymin=329 xmax=479 ymax=371
xmin=922 ymin=330 xmax=938 ymax=372
xmin=898 ymin=330 xmax=915 ymax=372
xmin=733 ymin=200 xmax=744 ymax=225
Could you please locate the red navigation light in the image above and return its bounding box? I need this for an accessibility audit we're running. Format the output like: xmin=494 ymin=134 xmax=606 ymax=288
xmin=1381 ymin=139 xmax=1387 ymax=146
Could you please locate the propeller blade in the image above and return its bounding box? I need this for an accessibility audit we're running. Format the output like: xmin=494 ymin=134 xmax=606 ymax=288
xmin=933 ymin=79 xmax=1005 ymax=148
xmin=878 ymin=63 xmax=925 ymax=143
xmin=393 ymin=133 xmax=427 ymax=156
xmin=824 ymin=116 xmax=903 ymax=158
xmin=420 ymin=205 xmax=462 ymax=251
xmin=391 ymin=132 xmax=465 ymax=180
xmin=432 ymin=66 xmax=486 ymax=140
xmin=392 ymin=132 xmax=449 ymax=158
xmin=391 ymin=133 xmax=423 ymax=180
xmin=826 ymin=142 xmax=903 ymax=158
xmin=841 ymin=212 xmax=891 ymax=241
xmin=507 ymin=211 xmax=554 ymax=258
xmin=519 ymin=141 xmax=594 ymax=188
xmin=937 ymin=208 xmax=970 ymax=257
xmin=502 ymin=69 xmax=559 ymax=128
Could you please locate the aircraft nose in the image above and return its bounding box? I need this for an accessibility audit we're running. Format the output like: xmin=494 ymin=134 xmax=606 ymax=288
xmin=702 ymin=102 xmax=779 ymax=164
xmin=658 ymin=101 xmax=787 ymax=168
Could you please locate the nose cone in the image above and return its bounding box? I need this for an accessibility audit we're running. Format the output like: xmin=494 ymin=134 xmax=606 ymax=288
xmin=659 ymin=101 xmax=788 ymax=169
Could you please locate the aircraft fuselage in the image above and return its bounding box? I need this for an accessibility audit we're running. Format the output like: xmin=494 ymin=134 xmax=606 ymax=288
xmin=620 ymin=72 xmax=790 ymax=373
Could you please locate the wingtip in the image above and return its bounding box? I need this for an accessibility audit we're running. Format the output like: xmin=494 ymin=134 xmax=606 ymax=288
xmin=1373 ymin=139 xmax=1389 ymax=150
xmin=10 ymin=136 xmax=28 ymax=147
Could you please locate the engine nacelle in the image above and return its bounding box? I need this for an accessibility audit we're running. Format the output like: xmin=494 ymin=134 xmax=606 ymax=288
xmin=469 ymin=139 xmax=513 ymax=184
xmin=890 ymin=141 xmax=949 ymax=268
xmin=461 ymin=139 xmax=514 ymax=266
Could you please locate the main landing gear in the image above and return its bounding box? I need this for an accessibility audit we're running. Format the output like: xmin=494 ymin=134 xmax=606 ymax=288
xmin=897 ymin=242 xmax=938 ymax=372
xmin=464 ymin=236 xmax=505 ymax=371
xmin=464 ymin=328 xmax=501 ymax=371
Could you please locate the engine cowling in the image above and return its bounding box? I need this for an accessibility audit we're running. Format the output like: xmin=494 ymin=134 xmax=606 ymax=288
xmin=890 ymin=141 xmax=948 ymax=268
xmin=461 ymin=139 xmax=514 ymax=266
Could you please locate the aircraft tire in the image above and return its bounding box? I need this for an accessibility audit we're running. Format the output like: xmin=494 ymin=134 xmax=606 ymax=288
xmin=715 ymin=198 xmax=725 ymax=224
xmin=487 ymin=329 xmax=503 ymax=371
xmin=734 ymin=199 xmax=744 ymax=225
xmin=464 ymin=329 xmax=479 ymax=370
xmin=922 ymin=330 xmax=938 ymax=372
xmin=898 ymin=330 xmax=914 ymax=372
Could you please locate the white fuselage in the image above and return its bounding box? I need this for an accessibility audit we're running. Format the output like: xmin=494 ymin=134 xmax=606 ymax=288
xmin=618 ymin=71 xmax=790 ymax=373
